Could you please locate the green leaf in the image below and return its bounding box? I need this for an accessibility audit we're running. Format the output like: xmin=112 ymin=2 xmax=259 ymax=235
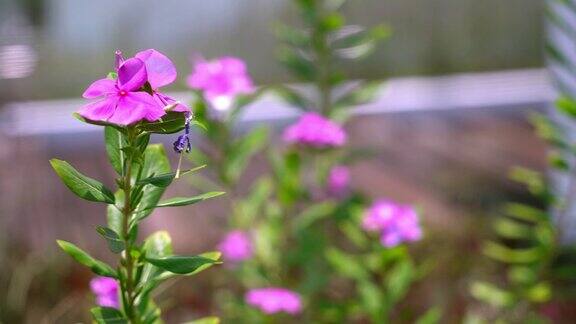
xmin=470 ymin=281 xmax=515 ymax=307
xmin=137 ymin=112 xmax=187 ymax=134
xmin=107 ymin=190 xmax=124 ymax=234
xmin=91 ymin=307 xmax=127 ymax=324
xmin=483 ymin=241 xmax=543 ymax=264
xmin=225 ymin=126 xmax=269 ymax=183
xmin=493 ymin=218 xmax=533 ymax=240
xmin=132 ymin=144 xmax=171 ymax=223
xmin=152 ymin=192 xmax=225 ymax=208
xmin=182 ymin=317 xmax=220 ymax=324
xmin=274 ymin=85 xmax=312 ymax=110
xmin=415 ymin=307 xmax=442 ymax=324
xmin=503 ymin=203 xmax=547 ymax=223
xmin=104 ymin=126 xmax=126 ymax=175
xmin=56 ymin=240 xmax=116 ymax=278
xmin=294 ymin=202 xmax=336 ymax=230
xmin=146 ymin=255 xmax=221 ymax=275
xmin=139 ymin=231 xmax=174 ymax=295
xmin=358 ymin=280 xmax=386 ymax=322
xmin=325 ymin=248 xmax=368 ymax=280
xmin=334 ymin=81 xmax=383 ymax=109
xmin=96 ymin=226 xmax=125 ymax=254
xmin=385 ymin=258 xmax=414 ymax=304
xmin=50 ymin=159 xmax=115 ymax=204
xmin=332 ymin=25 xmax=390 ymax=60
xmin=136 ymin=165 xmax=206 ymax=188
xmin=557 ymin=96 xmax=576 ymax=118
xmin=525 ymin=282 xmax=551 ymax=303
xmin=277 ymin=47 xmax=316 ymax=81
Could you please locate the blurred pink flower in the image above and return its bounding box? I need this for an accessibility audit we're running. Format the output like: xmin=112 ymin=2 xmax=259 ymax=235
xmin=283 ymin=112 xmax=347 ymax=148
xmin=327 ymin=165 xmax=350 ymax=197
xmin=217 ymin=230 xmax=253 ymax=262
xmin=245 ymin=288 xmax=302 ymax=315
xmin=362 ymin=200 xmax=422 ymax=248
xmin=90 ymin=277 xmax=119 ymax=309
xmin=187 ymin=56 xmax=254 ymax=111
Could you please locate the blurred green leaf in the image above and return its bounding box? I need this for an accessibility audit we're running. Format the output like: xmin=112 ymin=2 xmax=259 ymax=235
xmin=557 ymin=96 xmax=576 ymax=118
xmin=508 ymin=266 xmax=537 ymax=285
xmin=57 ymin=240 xmax=116 ymax=278
xmin=274 ymin=85 xmax=312 ymax=110
xmin=278 ymin=47 xmax=316 ymax=81
xmin=524 ymin=282 xmax=551 ymax=303
xmin=96 ymin=226 xmax=125 ymax=254
xmin=91 ymin=307 xmax=127 ymax=324
xmin=385 ymin=258 xmax=414 ymax=304
xmin=152 ymin=192 xmax=225 ymax=208
xmin=415 ymin=307 xmax=442 ymax=324
xmin=325 ymin=248 xmax=368 ymax=280
xmin=332 ymin=25 xmax=390 ymax=60
xmin=470 ymin=281 xmax=515 ymax=307
xmin=334 ymin=81 xmax=383 ymax=110
xmin=183 ymin=317 xmax=220 ymax=324
xmin=294 ymin=202 xmax=336 ymax=230
xmin=483 ymin=241 xmax=543 ymax=264
xmin=50 ymin=159 xmax=115 ymax=204
xmin=503 ymin=203 xmax=547 ymax=223
xmin=493 ymin=218 xmax=533 ymax=239
xmin=225 ymin=126 xmax=269 ymax=184
xmin=358 ymin=280 xmax=386 ymax=322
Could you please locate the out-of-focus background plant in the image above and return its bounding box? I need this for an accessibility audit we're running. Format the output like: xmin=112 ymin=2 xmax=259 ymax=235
xmin=1 ymin=0 xmax=576 ymax=323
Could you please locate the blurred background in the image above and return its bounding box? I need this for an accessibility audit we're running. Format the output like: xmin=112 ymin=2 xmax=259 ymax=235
xmin=0 ymin=0 xmax=561 ymax=323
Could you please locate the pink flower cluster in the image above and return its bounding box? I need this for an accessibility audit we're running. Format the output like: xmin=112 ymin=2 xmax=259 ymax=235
xmin=245 ymin=288 xmax=302 ymax=315
xmin=187 ymin=56 xmax=254 ymax=111
xmin=79 ymin=49 xmax=188 ymax=126
xmin=283 ymin=112 xmax=347 ymax=148
xmin=362 ymin=200 xmax=422 ymax=248
xmin=217 ymin=230 xmax=253 ymax=262
xmin=90 ymin=277 xmax=119 ymax=309
xmin=327 ymin=165 xmax=350 ymax=197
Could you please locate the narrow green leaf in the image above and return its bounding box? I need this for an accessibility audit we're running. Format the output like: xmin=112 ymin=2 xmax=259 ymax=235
xmin=470 ymin=281 xmax=515 ymax=307
xmin=557 ymin=96 xmax=576 ymax=118
xmin=50 ymin=159 xmax=115 ymax=204
xmin=107 ymin=190 xmax=124 ymax=234
xmin=96 ymin=226 xmax=125 ymax=254
xmin=325 ymin=248 xmax=368 ymax=280
xmin=56 ymin=240 xmax=116 ymax=278
xmin=182 ymin=317 xmax=220 ymax=324
xmin=483 ymin=241 xmax=543 ymax=264
xmin=152 ymin=192 xmax=225 ymax=208
xmin=415 ymin=307 xmax=442 ymax=324
xmin=104 ymin=126 xmax=126 ymax=175
xmin=385 ymin=258 xmax=414 ymax=304
xmin=91 ymin=307 xmax=127 ymax=324
xmin=146 ymin=255 xmax=221 ymax=275
xmin=137 ymin=112 xmax=186 ymax=134
xmin=136 ymin=165 xmax=206 ymax=188
xmin=274 ymin=85 xmax=312 ymax=110
xmin=132 ymin=144 xmax=171 ymax=222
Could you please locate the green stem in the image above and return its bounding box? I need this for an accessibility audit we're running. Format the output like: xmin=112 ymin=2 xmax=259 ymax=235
xmin=121 ymin=130 xmax=140 ymax=323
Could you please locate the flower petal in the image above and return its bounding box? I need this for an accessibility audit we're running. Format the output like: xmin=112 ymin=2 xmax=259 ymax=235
xmin=117 ymin=58 xmax=148 ymax=92
xmin=154 ymin=92 xmax=190 ymax=112
xmin=135 ymin=49 xmax=177 ymax=89
xmin=78 ymin=99 xmax=116 ymax=121
xmin=108 ymin=92 xmax=165 ymax=125
xmin=82 ymin=78 xmax=116 ymax=99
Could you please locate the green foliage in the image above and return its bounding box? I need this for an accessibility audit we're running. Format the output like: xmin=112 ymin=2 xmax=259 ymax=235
xmin=52 ymin=110 xmax=223 ymax=322
xmin=50 ymin=159 xmax=115 ymax=204
xmin=56 ymin=240 xmax=116 ymax=278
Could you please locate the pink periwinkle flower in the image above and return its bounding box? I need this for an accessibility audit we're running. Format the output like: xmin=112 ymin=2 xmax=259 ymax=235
xmin=327 ymin=165 xmax=350 ymax=197
xmin=245 ymin=288 xmax=302 ymax=315
xmin=283 ymin=112 xmax=347 ymax=148
xmin=187 ymin=56 xmax=254 ymax=111
xmin=217 ymin=230 xmax=253 ymax=262
xmin=90 ymin=277 xmax=119 ymax=309
xmin=362 ymin=200 xmax=422 ymax=248
xmin=79 ymin=49 xmax=188 ymax=126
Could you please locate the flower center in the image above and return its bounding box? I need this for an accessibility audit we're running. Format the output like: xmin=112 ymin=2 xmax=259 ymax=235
xmin=118 ymin=90 xmax=127 ymax=97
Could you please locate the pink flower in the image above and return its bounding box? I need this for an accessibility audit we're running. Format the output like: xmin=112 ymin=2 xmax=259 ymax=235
xmin=79 ymin=52 xmax=165 ymax=126
xmin=187 ymin=56 xmax=254 ymax=111
xmin=283 ymin=112 xmax=347 ymax=148
xmin=79 ymin=49 xmax=189 ymax=126
xmin=135 ymin=49 xmax=189 ymax=113
xmin=217 ymin=230 xmax=253 ymax=262
xmin=327 ymin=165 xmax=350 ymax=197
xmin=90 ymin=277 xmax=119 ymax=309
xmin=362 ymin=200 xmax=422 ymax=248
xmin=245 ymin=288 xmax=302 ymax=315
